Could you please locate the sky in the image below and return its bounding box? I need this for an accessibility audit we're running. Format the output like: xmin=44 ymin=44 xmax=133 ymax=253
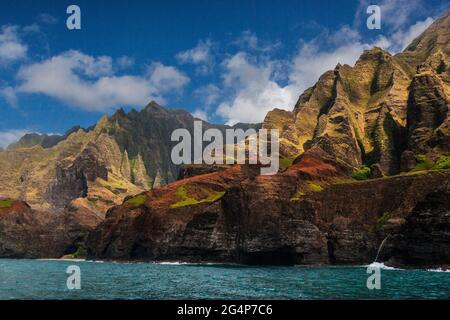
xmin=0 ymin=0 xmax=448 ymax=148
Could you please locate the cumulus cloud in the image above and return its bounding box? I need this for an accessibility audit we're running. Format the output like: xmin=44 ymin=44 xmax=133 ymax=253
xmin=216 ymin=52 xmax=296 ymax=125
xmin=0 ymin=25 xmax=27 ymax=64
xmin=0 ymin=129 xmax=32 ymax=149
xmin=146 ymin=62 xmax=190 ymax=92
xmin=16 ymin=51 xmax=189 ymax=111
xmin=176 ymin=39 xmax=214 ymax=75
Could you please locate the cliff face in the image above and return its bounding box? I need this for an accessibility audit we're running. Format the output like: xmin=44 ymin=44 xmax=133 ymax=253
xmin=387 ymin=190 xmax=450 ymax=268
xmin=86 ymin=159 xmax=449 ymax=267
xmin=0 ymin=199 xmax=100 ymax=258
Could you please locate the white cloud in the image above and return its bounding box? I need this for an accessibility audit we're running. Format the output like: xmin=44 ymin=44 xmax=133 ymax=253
xmin=216 ymin=52 xmax=296 ymax=125
xmin=0 ymin=25 xmax=27 ymax=64
xmin=0 ymin=129 xmax=31 ymax=149
xmin=176 ymin=39 xmax=214 ymax=74
xmin=176 ymin=39 xmax=212 ymax=64
xmin=16 ymin=51 xmax=189 ymax=112
xmin=146 ymin=62 xmax=190 ymax=92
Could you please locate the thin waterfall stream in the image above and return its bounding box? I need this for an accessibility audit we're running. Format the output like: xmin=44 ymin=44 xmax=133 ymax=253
xmin=375 ymin=234 xmax=391 ymax=262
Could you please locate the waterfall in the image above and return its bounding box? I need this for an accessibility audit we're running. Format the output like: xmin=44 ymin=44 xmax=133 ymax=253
xmin=374 ymin=234 xmax=390 ymax=262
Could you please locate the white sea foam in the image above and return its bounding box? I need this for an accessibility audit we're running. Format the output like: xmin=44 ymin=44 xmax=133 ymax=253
xmin=39 ymin=258 xmax=85 ymax=262
xmin=38 ymin=258 xmax=104 ymax=263
xmin=367 ymin=262 xmax=400 ymax=270
xmin=426 ymin=268 xmax=450 ymax=273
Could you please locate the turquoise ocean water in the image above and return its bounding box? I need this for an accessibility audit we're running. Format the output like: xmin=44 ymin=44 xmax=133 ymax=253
xmin=0 ymin=259 xmax=449 ymax=299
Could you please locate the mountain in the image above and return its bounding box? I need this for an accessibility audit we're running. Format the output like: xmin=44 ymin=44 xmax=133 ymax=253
xmin=103 ymin=101 xmax=260 ymax=187
xmin=265 ymin=11 xmax=449 ymax=175
xmin=7 ymin=126 xmax=84 ymax=150
xmin=86 ymin=11 xmax=450 ymax=268
xmin=0 ymin=102 xmax=259 ymax=212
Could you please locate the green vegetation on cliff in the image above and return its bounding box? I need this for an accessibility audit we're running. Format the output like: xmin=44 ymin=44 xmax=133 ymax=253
xmin=290 ymin=181 xmax=324 ymax=201
xmin=126 ymin=194 xmax=147 ymax=207
xmin=411 ymin=155 xmax=450 ymax=172
xmin=372 ymin=212 xmax=391 ymax=233
xmin=171 ymin=185 xmax=225 ymax=209
xmin=433 ymin=156 xmax=450 ymax=170
xmin=350 ymin=166 xmax=371 ymax=180
xmin=63 ymin=246 xmax=87 ymax=259
xmin=412 ymin=155 xmax=435 ymax=172
xmin=279 ymin=155 xmax=298 ymax=170
xmin=0 ymin=199 xmax=13 ymax=209
xmin=307 ymin=181 xmax=324 ymax=192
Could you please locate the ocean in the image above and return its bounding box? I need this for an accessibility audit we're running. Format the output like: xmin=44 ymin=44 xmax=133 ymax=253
xmin=0 ymin=259 xmax=449 ymax=299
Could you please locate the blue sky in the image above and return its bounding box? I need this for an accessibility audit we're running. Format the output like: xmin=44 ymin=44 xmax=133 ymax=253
xmin=0 ymin=0 xmax=448 ymax=147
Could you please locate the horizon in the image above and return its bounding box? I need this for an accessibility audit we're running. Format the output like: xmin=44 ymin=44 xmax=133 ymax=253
xmin=0 ymin=0 xmax=449 ymax=148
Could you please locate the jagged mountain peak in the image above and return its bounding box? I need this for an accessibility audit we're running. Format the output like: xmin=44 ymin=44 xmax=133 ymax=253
xmin=264 ymin=9 xmax=449 ymax=175
xmin=142 ymin=100 xmax=170 ymax=114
